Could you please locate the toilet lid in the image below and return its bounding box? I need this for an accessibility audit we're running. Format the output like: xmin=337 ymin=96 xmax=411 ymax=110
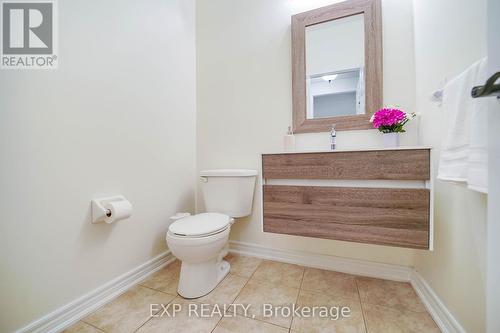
xmin=169 ymin=213 xmax=230 ymax=237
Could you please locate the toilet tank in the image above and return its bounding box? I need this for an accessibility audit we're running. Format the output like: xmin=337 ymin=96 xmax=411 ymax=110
xmin=200 ymin=169 xmax=257 ymax=218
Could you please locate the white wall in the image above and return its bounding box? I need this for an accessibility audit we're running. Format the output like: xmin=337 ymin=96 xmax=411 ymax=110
xmin=0 ymin=0 xmax=196 ymax=332
xmin=196 ymin=0 xmax=419 ymax=266
xmin=412 ymin=0 xmax=488 ymax=332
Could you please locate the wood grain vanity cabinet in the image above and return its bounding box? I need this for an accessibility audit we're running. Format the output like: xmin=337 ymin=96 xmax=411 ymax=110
xmin=261 ymin=148 xmax=432 ymax=249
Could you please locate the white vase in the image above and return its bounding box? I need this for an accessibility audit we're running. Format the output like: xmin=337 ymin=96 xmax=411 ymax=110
xmin=382 ymin=132 xmax=400 ymax=148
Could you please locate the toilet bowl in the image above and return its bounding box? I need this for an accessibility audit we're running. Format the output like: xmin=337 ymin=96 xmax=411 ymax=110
xmin=165 ymin=169 xmax=257 ymax=299
xmin=166 ymin=213 xmax=233 ymax=298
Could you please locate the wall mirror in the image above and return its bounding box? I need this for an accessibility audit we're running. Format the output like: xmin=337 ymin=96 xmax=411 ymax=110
xmin=292 ymin=0 xmax=382 ymax=133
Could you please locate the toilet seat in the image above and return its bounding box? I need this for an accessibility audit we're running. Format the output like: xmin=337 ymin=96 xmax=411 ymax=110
xmin=169 ymin=213 xmax=231 ymax=238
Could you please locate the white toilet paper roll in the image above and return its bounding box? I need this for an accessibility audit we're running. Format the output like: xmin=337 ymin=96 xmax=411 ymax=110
xmin=104 ymin=200 xmax=133 ymax=224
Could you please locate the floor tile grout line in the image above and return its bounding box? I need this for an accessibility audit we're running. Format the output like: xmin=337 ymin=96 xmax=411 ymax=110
xmin=229 ymin=311 xmax=293 ymax=330
xmin=289 ymin=267 xmax=306 ymax=331
xmin=229 ymin=260 xmax=302 ymax=328
xmin=209 ymin=310 xmax=225 ymax=333
xmin=77 ymin=320 xmax=106 ymax=332
xmin=202 ymin=271 xmax=245 ymax=333
xmin=354 ymin=276 xmax=362 ymax=302
xmin=132 ymin=287 xmax=181 ymax=333
xmin=224 ymin=257 xmax=294 ymax=330
xmin=80 ymin=280 xmax=167 ymax=331
xmin=137 ymin=262 xmax=180 ymax=295
xmin=137 ymin=284 xmax=178 ymax=298
xmin=128 ymin=281 xmax=181 ymax=332
xmin=211 ymin=257 xmax=265 ymax=332
xmin=133 ymin=315 xmax=153 ymax=332
xmin=356 ymin=278 xmax=370 ymax=333
xmin=359 ymin=301 xmax=371 ymax=333
xmin=229 ymin=255 xmax=261 ymax=306
xmin=298 ymin=266 xmax=306 ymax=291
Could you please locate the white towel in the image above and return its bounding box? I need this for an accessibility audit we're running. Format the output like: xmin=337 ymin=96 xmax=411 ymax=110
xmin=438 ymin=58 xmax=488 ymax=193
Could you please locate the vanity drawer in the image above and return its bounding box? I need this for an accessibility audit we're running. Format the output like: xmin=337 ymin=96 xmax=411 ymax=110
xmin=263 ymin=185 xmax=430 ymax=249
xmin=262 ymin=149 xmax=430 ymax=180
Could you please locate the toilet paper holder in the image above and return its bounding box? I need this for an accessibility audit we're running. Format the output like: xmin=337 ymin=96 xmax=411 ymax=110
xmin=91 ymin=195 xmax=130 ymax=224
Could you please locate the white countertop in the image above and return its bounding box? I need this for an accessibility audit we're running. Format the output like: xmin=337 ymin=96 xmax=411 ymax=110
xmin=262 ymin=146 xmax=432 ymax=155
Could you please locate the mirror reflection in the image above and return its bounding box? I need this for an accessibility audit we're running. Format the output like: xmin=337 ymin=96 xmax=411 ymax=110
xmin=305 ymin=14 xmax=365 ymax=119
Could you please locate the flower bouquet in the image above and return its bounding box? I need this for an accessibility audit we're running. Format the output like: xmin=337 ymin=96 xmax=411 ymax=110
xmin=370 ymin=107 xmax=416 ymax=147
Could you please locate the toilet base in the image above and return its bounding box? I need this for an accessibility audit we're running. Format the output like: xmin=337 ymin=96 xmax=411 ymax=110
xmin=177 ymin=259 xmax=230 ymax=299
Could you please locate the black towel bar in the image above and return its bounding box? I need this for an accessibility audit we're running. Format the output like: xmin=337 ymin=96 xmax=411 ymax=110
xmin=471 ymin=72 xmax=500 ymax=99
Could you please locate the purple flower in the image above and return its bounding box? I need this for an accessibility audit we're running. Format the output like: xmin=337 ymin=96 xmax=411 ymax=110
xmin=370 ymin=108 xmax=414 ymax=133
xmin=371 ymin=108 xmax=406 ymax=127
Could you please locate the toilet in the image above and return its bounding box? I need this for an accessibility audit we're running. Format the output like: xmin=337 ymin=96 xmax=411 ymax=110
xmin=166 ymin=169 xmax=257 ymax=298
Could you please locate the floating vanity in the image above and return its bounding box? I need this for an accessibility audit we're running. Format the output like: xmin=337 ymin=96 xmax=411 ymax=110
xmin=261 ymin=147 xmax=432 ymax=250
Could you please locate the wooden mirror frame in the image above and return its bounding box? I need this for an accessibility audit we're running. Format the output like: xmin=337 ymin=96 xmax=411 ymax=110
xmin=292 ymin=0 xmax=382 ymax=133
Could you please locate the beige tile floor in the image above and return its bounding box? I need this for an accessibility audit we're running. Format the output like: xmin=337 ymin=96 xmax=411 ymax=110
xmin=64 ymin=253 xmax=441 ymax=333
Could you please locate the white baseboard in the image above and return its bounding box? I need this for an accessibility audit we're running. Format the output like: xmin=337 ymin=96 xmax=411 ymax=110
xmin=229 ymin=240 xmax=412 ymax=281
xmin=229 ymin=240 xmax=467 ymax=333
xmin=14 ymin=251 xmax=175 ymax=333
xmin=410 ymin=270 xmax=467 ymax=333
